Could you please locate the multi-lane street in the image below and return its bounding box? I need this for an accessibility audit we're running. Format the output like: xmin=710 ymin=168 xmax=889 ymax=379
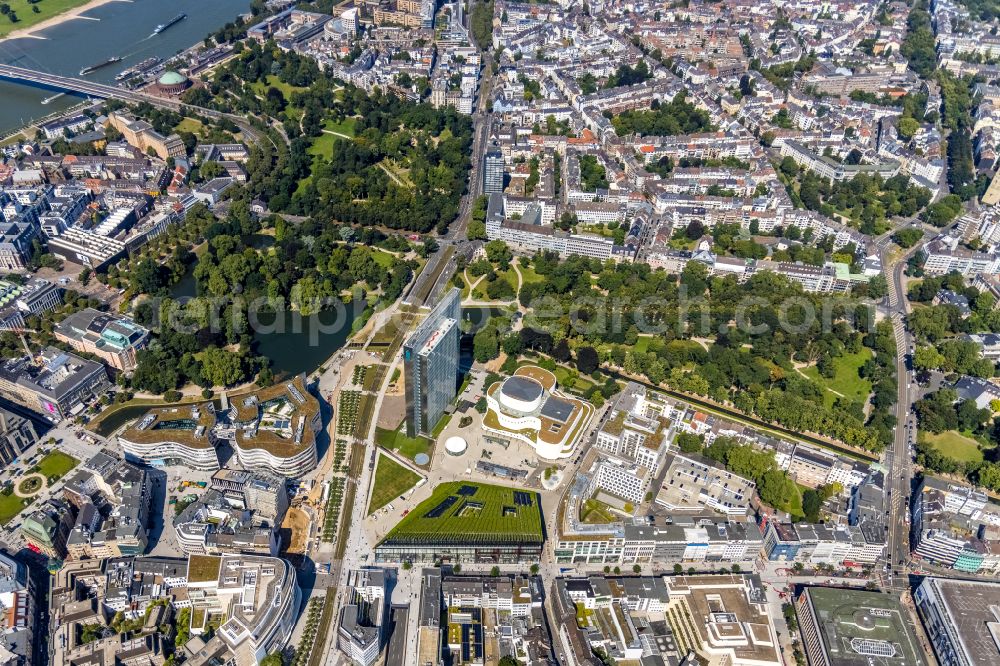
xmin=879 ymin=226 xmax=932 ymax=584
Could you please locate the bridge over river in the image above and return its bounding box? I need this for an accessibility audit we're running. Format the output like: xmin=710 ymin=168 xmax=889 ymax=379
xmin=0 ymin=63 xmax=260 ymax=142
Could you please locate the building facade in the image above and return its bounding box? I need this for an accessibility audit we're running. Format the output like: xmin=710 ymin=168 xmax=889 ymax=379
xmin=403 ymin=288 xmax=461 ymax=437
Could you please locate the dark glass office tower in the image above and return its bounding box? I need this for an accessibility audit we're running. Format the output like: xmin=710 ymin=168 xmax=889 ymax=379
xmin=403 ymin=288 xmax=461 ymax=437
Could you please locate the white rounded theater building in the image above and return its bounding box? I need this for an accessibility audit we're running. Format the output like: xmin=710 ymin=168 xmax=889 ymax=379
xmin=444 ymin=436 xmax=468 ymax=456
xmin=483 ymin=366 xmax=593 ymax=460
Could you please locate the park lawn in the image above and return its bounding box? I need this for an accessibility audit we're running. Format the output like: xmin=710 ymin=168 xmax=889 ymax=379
xmin=500 ymin=268 xmax=519 ymax=292
xmin=0 ymin=133 xmax=25 ymax=148
xmin=0 ymin=493 xmax=27 ymax=526
xmin=553 ymin=365 xmax=596 ymax=395
xmin=634 ymin=335 xmax=654 ymax=354
xmin=375 ymin=426 xmax=433 ymax=462
xmin=769 ymin=483 xmax=805 ymax=520
xmin=580 ymin=224 xmax=614 ymax=238
xmin=368 ymin=454 xmax=421 ymax=515
xmin=175 ymin=118 xmax=204 ymax=135
xmin=471 ymin=279 xmax=496 ymax=301
xmin=802 ymin=349 xmax=873 ymax=407
xmin=431 ymin=413 xmax=452 ymax=439
xmin=251 ymin=75 xmax=307 ymax=98
xmin=920 ymin=430 xmax=984 ymax=463
xmin=307 ymin=132 xmax=340 ymax=160
xmin=296 ymin=131 xmax=345 ymax=193
xmin=0 ymin=0 xmax=93 ymax=37
xmin=458 ymin=272 xmax=473 ymax=299
xmin=379 ymin=159 xmax=413 ymax=187
xmin=323 ymin=117 xmax=357 ymax=137
xmin=371 ymin=249 xmax=396 ymax=269
xmin=36 ymin=451 xmax=78 ymax=480
xmin=501 ymin=263 xmax=543 ymax=292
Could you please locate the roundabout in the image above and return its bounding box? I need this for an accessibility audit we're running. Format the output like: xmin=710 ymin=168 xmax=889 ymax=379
xmin=15 ymin=473 xmax=46 ymax=498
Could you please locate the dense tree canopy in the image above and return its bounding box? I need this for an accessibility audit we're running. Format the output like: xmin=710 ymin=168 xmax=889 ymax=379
xmin=609 ymin=92 xmax=715 ymax=137
xmin=513 ymin=252 xmax=893 ymax=452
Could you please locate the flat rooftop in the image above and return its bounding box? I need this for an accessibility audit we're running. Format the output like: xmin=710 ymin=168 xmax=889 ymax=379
xmin=502 ymin=376 xmax=543 ymax=403
xmin=926 ymin=578 xmax=1000 ymax=665
xmin=418 ymin=316 xmax=457 ymax=357
xmin=669 ymin=575 xmax=779 ymax=665
xmin=802 ymin=587 xmax=926 ymax=666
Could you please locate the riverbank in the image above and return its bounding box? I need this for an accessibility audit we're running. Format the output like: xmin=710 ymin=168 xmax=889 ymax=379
xmin=0 ymin=0 xmax=127 ymax=40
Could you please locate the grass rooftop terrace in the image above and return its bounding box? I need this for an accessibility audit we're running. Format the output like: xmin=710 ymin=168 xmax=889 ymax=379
xmin=379 ymin=481 xmax=544 ymax=546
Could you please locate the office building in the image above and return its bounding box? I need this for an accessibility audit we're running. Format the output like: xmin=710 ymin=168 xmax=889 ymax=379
xmin=62 ymin=449 xmax=153 ymax=559
xmin=655 ymin=452 xmax=755 ymax=516
xmin=118 ymin=403 xmax=222 ymax=471
xmin=915 ymin=577 xmax=1000 ymax=666
xmin=431 ymin=573 xmax=551 ymax=666
xmin=229 ymin=377 xmax=321 ymax=477
xmin=761 ymin=521 xmax=885 ymax=566
xmin=911 ymin=476 xmax=1000 ymax=575
xmin=0 ymin=278 xmax=63 ymax=331
xmin=796 ymin=586 xmax=926 ymax=666
xmin=483 ymin=151 xmax=504 ymax=194
xmin=210 ymin=469 xmax=289 ymax=523
xmin=417 ymin=569 xmax=442 ymax=666
xmin=120 ymin=376 xmax=320 ymax=476
xmin=106 ymin=112 xmax=186 ymax=161
xmin=54 ymin=308 xmax=150 ymax=372
xmin=0 ymin=347 xmax=108 ymax=421
xmin=173 ymin=470 xmax=288 ymax=557
xmin=403 ymin=288 xmax=461 ymax=437
xmin=20 ymin=498 xmax=75 ymax=559
xmin=337 ymin=568 xmax=388 ymax=666
xmin=0 ymin=406 xmax=36 ymax=465
xmin=557 ymin=574 xmax=781 ymax=666
xmin=587 ymin=457 xmax=652 ymax=506
xmin=0 ymin=222 xmax=38 ymax=272
xmin=595 ymin=383 xmax=668 ymax=471
xmin=555 ymin=515 xmax=763 ymax=565
xmin=182 ymin=554 xmax=300 ymax=666
xmin=375 ymin=482 xmax=544 ymax=564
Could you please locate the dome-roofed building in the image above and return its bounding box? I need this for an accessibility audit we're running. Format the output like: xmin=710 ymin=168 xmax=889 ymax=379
xmin=154 ymin=70 xmax=191 ymax=95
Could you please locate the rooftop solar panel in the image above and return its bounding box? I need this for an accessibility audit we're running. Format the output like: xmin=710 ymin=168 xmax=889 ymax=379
xmin=424 ymin=495 xmax=458 ymax=518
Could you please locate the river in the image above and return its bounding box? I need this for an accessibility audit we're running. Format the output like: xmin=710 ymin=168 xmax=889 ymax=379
xmin=0 ymin=0 xmax=250 ymax=133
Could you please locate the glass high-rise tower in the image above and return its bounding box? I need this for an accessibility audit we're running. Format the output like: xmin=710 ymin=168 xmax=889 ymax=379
xmin=482 ymin=151 xmax=504 ymax=194
xmin=403 ymin=288 xmax=461 ymax=437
